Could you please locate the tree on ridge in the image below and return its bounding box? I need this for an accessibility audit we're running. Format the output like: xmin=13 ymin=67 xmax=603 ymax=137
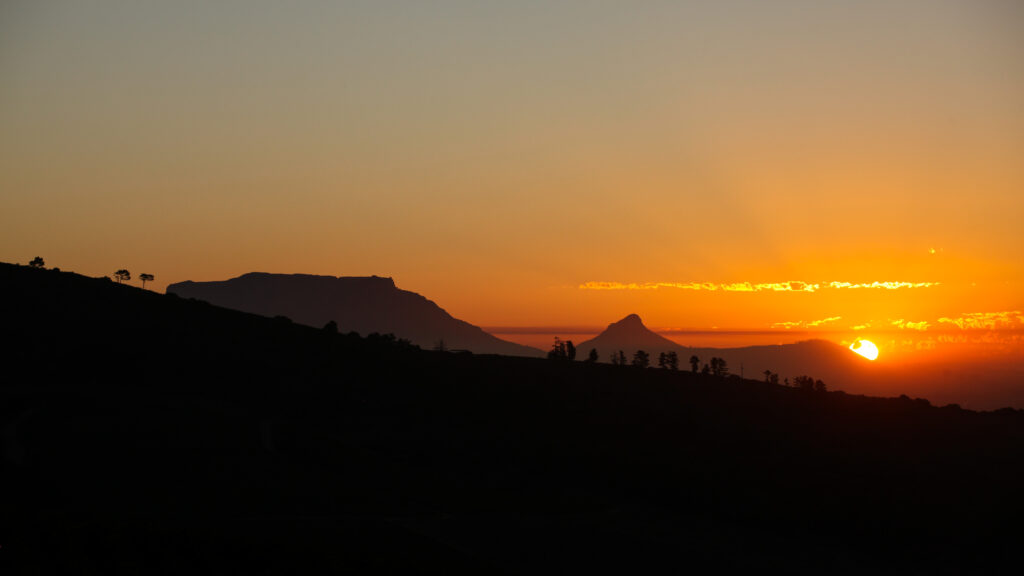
xmin=114 ymin=269 xmax=131 ymax=283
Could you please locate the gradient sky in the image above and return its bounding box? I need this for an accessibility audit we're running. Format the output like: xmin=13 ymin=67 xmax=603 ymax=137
xmin=2 ymin=1 xmax=1022 ymax=337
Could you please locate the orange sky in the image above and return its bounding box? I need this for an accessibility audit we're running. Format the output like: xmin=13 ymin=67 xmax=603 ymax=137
xmin=2 ymin=1 xmax=1022 ymax=350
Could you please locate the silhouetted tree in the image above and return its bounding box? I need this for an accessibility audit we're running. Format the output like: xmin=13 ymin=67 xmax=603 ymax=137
xmin=665 ymin=351 xmax=679 ymax=371
xmin=323 ymin=320 xmax=338 ymax=334
xmin=566 ymin=340 xmax=576 ymax=361
xmin=29 ymin=257 xmax=45 ymax=268
xmin=764 ymin=370 xmax=772 ymax=384
xmin=794 ymin=375 xmax=816 ymax=391
xmin=586 ymin=348 xmax=599 ymax=363
xmin=689 ymin=355 xmax=700 ymax=373
xmin=139 ymin=273 xmax=154 ymax=288
xmin=548 ymin=337 xmax=568 ymax=360
xmin=770 ymin=373 xmax=779 ymax=386
xmin=658 ymin=352 xmax=668 ymax=369
xmin=814 ymin=379 xmax=827 ymax=392
xmin=632 ymin=350 xmax=650 ymax=369
xmin=710 ymin=357 xmax=728 ymax=377
xmin=114 ymin=269 xmax=131 ymax=284
xmin=701 ymin=363 xmax=710 ymax=375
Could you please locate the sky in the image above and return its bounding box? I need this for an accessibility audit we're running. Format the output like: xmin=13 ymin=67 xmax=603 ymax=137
xmin=2 ymin=1 xmax=1022 ymax=347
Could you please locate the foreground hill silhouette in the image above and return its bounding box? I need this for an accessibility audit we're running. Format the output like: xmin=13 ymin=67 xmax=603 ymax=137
xmin=167 ymin=272 xmax=544 ymax=357
xmin=4 ymin=262 xmax=1024 ymax=573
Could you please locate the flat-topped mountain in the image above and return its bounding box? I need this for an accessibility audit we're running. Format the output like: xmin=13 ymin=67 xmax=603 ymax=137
xmin=167 ymin=272 xmax=543 ymax=357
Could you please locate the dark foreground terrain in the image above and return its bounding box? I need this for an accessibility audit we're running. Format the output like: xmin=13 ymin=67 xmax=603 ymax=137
xmin=3 ymin=263 xmax=1023 ymax=574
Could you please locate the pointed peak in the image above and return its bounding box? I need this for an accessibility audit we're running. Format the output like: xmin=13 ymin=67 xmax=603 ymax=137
xmin=611 ymin=314 xmax=646 ymax=328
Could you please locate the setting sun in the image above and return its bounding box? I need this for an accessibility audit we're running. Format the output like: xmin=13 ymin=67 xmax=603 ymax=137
xmin=850 ymin=339 xmax=880 ymax=361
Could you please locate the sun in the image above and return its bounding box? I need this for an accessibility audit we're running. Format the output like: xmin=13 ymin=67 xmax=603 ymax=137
xmin=849 ymin=339 xmax=879 ymax=361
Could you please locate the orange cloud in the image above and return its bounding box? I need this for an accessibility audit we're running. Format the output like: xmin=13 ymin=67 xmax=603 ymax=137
xmin=771 ymin=316 xmax=842 ymax=329
xmin=580 ymin=281 xmax=938 ymax=292
xmin=827 ymin=281 xmax=940 ymax=290
xmin=891 ymin=319 xmax=931 ymax=331
xmin=937 ymin=311 xmax=1024 ymax=330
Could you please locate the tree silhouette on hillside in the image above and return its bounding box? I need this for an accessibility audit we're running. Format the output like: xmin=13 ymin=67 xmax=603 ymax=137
xmin=658 ymin=351 xmax=679 ymax=371
xmin=689 ymin=355 xmax=700 ymax=373
xmin=710 ymin=357 xmax=728 ymax=377
xmin=114 ymin=269 xmax=131 ymax=284
xmin=793 ymin=375 xmax=826 ymax=392
xmin=139 ymin=273 xmax=154 ymax=289
xmin=586 ymin=348 xmax=599 ymax=363
xmin=547 ymin=338 xmax=577 ymax=360
xmin=632 ymin=350 xmax=650 ymax=369
xmin=29 ymin=257 xmax=45 ymax=268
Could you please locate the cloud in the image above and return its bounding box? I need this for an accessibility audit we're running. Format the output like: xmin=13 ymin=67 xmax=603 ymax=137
xmin=937 ymin=311 xmax=1024 ymax=330
xmin=772 ymin=316 xmax=842 ymax=329
xmin=890 ymin=319 xmax=931 ymax=331
xmin=579 ymin=281 xmax=938 ymax=292
xmin=808 ymin=316 xmax=843 ymax=327
xmin=827 ymin=281 xmax=940 ymax=290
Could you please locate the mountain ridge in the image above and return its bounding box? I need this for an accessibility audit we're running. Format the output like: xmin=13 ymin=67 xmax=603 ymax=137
xmin=167 ymin=272 xmax=543 ymax=357
xmin=576 ymin=313 xmax=874 ymax=388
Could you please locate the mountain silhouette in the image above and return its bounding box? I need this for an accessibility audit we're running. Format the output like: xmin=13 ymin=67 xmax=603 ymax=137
xmin=167 ymin=272 xmax=543 ymax=357
xmin=576 ymin=314 xmax=684 ymax=359
xmin=578 ymin=313 xmax=874 ymax=386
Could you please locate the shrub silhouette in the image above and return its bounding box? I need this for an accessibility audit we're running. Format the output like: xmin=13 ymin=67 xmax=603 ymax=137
xmin=29 ymin=256 xmax=45 ymax=268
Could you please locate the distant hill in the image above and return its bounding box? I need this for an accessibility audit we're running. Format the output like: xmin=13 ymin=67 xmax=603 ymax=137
xmin=575 ymin=313 xmax=687 ymax=360
xmin=167 ymin=272 xmax=543 ymax=357
xmin=577 ymin=313 xmax=874 ymax=387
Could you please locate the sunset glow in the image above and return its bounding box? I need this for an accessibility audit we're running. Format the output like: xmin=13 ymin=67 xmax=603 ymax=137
xmin=850 ymin=340 xmax=880 ymax=361
xmin=1 ymin=1 xmax=1022 ymax=404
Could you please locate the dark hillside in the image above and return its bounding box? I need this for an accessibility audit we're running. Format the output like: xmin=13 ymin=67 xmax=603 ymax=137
xmin=3 ymin=262 xmax=1023 ymax=574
